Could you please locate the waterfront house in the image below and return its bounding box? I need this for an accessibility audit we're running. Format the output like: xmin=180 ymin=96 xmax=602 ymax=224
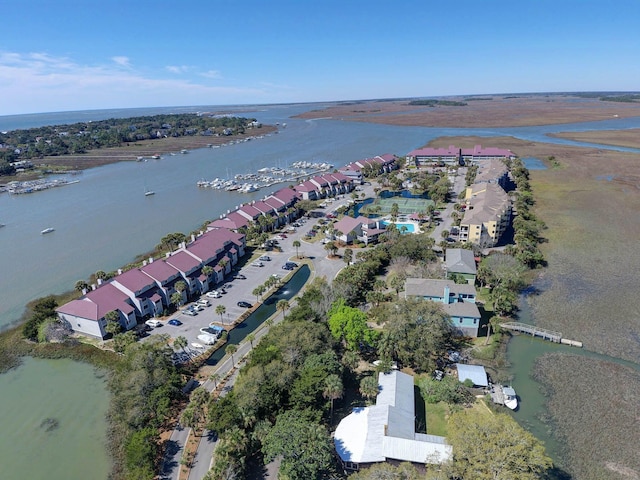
xmin=444 ymin=248 xmax=477 ymax=284
xmin=334 ymin=370 xmax=452 ymax=470
xmin=294 ymin=180 xmax=320 ymax=200
xmin=56 ymin=283 xmax=137 ymax=339
xmin=166 ymin=249 xmax=217 ymax=292
xmin=140 ymin=258 xmax=184 ymax=307
xmin=404 ymin=278 xmax=480 ymax=337
xmin=208 ymin=212 xmax=250 ymax=232
xmin=111 ymin=268 xmax=165 ymax=318
xmin=474 ymin=158 xmax=510 ymax=189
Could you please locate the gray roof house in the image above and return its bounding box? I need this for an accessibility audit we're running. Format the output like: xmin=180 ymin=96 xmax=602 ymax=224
xmin=445 ymin=248 xmax=477 ymax=284
xmin=334 ymin=370 xmax=452 ymax=470
xmin=404 ymin=278 xmax=481 ymax=337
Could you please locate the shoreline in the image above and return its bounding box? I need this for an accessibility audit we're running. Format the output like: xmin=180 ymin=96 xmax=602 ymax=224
xmin=0 ymin=125 xmax=277 ymax=183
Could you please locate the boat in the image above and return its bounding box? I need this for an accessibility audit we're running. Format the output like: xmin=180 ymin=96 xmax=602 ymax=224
xmin=41 ymin=228 xmax=55 ymax=234
xmin=145 ymin=190 xmax=155 ymax=196
xmin=502 ymin=386 xmax=518 ymax=410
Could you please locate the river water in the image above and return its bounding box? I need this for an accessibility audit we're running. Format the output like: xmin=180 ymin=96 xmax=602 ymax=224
xmin=2 ymin=104 xmax=640 ymax=478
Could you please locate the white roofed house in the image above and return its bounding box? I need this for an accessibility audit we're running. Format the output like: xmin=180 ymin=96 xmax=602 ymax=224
xmin=334 ymin=370 xmax=452 ymax=471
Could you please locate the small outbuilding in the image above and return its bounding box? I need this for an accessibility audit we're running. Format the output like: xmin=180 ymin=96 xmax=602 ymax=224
xmin=456 ymin=363 xmax=488 ymax=388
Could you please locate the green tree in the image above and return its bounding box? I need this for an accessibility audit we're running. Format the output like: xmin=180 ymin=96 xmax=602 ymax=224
xmin=377 ymin=298 xmax=455 ymax=372
xmin=277 ymin=299 xmax=290 ymax=319
xmin=343 ymin=247 xmax=353 ymax=265
xmin=292 ymin=239 xmax=301 ymax=259
xmin=262 ymin=411 xmax=333 ymax=480
xmin=75 ymin=280 xmax=89 ymax=292
xmin=104 ymin=310 xmax=122 ymax=337
xmin=328 ymin=299 xmax=378 ymax=351
xmin=170 ymin=292 xmax=182 ymax=309
xmin=246 ymin=333 xmax=256 ymax=349
xmin=215 ymin=304 xmax=226 ymax=323
xmin=174 ymin=335 xmax=188 ymax=353
xmin=202 ymin=265 xmax=213 ymax=278
xmin=112 ymin=330 xmax=137 ymax=354
xmin=226 ymin=344 xmax=238 ymax=366
xmin=124 ymin=427 xmax=158 ymax=479
xmin=359 ymin=375 xmax=379 ymax=403
xmin=448 ymin=409 xmax=552 ymax=479
xmin=323 ymin=374 xmax=344 ymax=422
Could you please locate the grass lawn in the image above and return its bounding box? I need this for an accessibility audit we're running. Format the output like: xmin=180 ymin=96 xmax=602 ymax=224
xmin=426 ymin=402 xmax=449 ymax=437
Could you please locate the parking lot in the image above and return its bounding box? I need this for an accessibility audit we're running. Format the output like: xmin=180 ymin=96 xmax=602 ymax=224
xmin=143 ymin=183 xmax=377 ymax=356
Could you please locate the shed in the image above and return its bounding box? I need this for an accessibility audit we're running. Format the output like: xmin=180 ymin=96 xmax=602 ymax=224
xmin=456 ymin=363 xmax=488 ymax=387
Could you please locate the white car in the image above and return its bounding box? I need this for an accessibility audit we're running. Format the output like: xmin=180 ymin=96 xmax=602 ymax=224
xmin=145 ymin=319 xmax=161 ymax=328
xmin=206 ymin=291 xmax=222 ymax=298
xmin=252 ymin=261 xmax=264 ymax=267
xmin=196 ymin=299 xmax=210 ymax=307
xmin=259 ymin=255 xmax=271 ymax=261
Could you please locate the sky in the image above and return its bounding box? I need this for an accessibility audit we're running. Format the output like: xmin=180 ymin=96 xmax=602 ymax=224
xmin=1 ymin=0 xmax=639 ymax=116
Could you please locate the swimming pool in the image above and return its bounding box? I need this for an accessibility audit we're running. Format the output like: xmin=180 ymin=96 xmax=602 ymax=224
xmin=381 ymin=221 xmax=416 ymax=233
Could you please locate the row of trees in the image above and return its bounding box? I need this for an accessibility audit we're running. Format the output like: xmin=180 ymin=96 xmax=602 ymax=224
xmin=0 ymin=114 xmax=257 ymax=164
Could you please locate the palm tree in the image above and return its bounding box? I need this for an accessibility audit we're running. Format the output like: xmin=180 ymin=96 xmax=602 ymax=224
xmin=226 ymin=344 xmax=238 ymax=366
xmin=292 ymin=240 xmax=301 ymax=259
xmin=215 ymin=304 xmax=226 ymax=323
xmin=170 ymin=292 xmax=182 ymax=309
xmin=174 ymin=335 xmax=188 ymax=353
xmin=323 ymin=374 xmax=344 ymax=422
xmin=104 ymin=310 xmax=121 ymax=337
xmin=75 ymin=280 xmax=89 ymax=293
xmin=246 ymin=333 xmax=256 ymax=349
xmin=343 ymin=248 xmax=353 ymax=265
xmin=359 ymin=375 xmax=380 ymax=404
xmin=202 ymin=265 xmax=213 ymax=278
xmin=209 ymin=372 xmax=221 ymax=390
xmin=324 ymin=241 xmax=336 ymax=258
xmin=277 ymin=299 xmax=289 ymax=319
xmin=175 ymin=280 xmax=187 ymax=302
xmin=95 ymin=270 xmax=107 ymax=281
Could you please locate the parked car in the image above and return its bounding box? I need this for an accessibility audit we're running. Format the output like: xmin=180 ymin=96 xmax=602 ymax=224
xmin=168 ymin=319 xmax=182 ymax=326
xmin=145 ymin=319 xmax=162 ymax=328
xmin=234 ymin=274 xmax=246 ymax=280
xmin=197 ymin=334 xmax=217 ymax=345
xmin=182 ymin=309 xmax=197 ymax=316
xmin=252 ymin=261 xmax=264 ymax=267
xmin=259 ymin=255 xmax=271 ymax=261
xmin=237 ymin=301 xmax=252 ymax=308
xmin=192 ymin=304 xmax=205 ymax=311
xmin=206 ymin=291 xmax=222 ymax=298
xmin=196 ymin=299 xmax=210 ymax=307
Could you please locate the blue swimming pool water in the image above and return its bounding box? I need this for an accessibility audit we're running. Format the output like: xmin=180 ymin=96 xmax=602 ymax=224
xmin=381 ymin=221 xmax=416 ymax=233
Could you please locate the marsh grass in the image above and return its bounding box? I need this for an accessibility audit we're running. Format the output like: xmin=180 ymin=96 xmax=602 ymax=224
xmin=534 ymin=353 xmax=640 ymax=480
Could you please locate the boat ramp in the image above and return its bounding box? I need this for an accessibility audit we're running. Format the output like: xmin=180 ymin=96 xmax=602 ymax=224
xmin=500 ymin=322 xmax=582 ymax=347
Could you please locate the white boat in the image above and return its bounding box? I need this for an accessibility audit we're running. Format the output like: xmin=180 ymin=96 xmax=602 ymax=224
xmin=145 ymin=190 xmax=155 ymax=196
xmin=502 ymin=386 xmax=518 ymax=410
xmin=41 ymin=227 xmax=55 ymax=234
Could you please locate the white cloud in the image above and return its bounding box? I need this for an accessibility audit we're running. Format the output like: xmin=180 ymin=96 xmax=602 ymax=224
xmin=166 ymin=65 xmax=190 ymax=74
xmin=201 ymin=70 xmax=222 ymax=79
xmin=111 ymin=56 xmax=131 ymax=67
xmin=0 ymin=51 xmax=268 ymax=115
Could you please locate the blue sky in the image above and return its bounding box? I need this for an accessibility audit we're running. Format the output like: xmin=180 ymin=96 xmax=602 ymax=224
xmin=1 ymin=0 xmax=638 ymax=115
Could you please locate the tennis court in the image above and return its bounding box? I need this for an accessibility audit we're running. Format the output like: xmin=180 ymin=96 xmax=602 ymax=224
xmin=364 ymin=195 xmax=434 ymax=215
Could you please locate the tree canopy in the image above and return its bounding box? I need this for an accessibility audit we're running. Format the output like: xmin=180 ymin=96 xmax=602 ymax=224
xmin=328 ymin=299 xmax=378 ymax=351
xmin=447 ymin=409 xmax=552 ymax=480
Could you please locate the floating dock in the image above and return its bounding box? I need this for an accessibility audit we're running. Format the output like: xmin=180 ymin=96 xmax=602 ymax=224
xmin=500 ymin=322 xmax=582 ymax=347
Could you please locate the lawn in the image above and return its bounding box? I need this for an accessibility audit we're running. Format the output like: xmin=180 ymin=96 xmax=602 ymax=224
xmin=426 ymin=402 xmax=449 ymax=437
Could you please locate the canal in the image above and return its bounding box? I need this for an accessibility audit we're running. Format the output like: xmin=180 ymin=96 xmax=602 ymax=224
xmin=205 ymin=264 xmax=310 ymax=366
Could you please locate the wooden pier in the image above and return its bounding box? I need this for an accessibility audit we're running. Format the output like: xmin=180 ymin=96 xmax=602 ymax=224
xmin=499 ymin=322 xmax=582 ymax=347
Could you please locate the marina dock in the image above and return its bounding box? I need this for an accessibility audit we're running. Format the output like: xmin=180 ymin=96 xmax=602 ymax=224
xmin=500 ymin=322 xmax=582 ymax=347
